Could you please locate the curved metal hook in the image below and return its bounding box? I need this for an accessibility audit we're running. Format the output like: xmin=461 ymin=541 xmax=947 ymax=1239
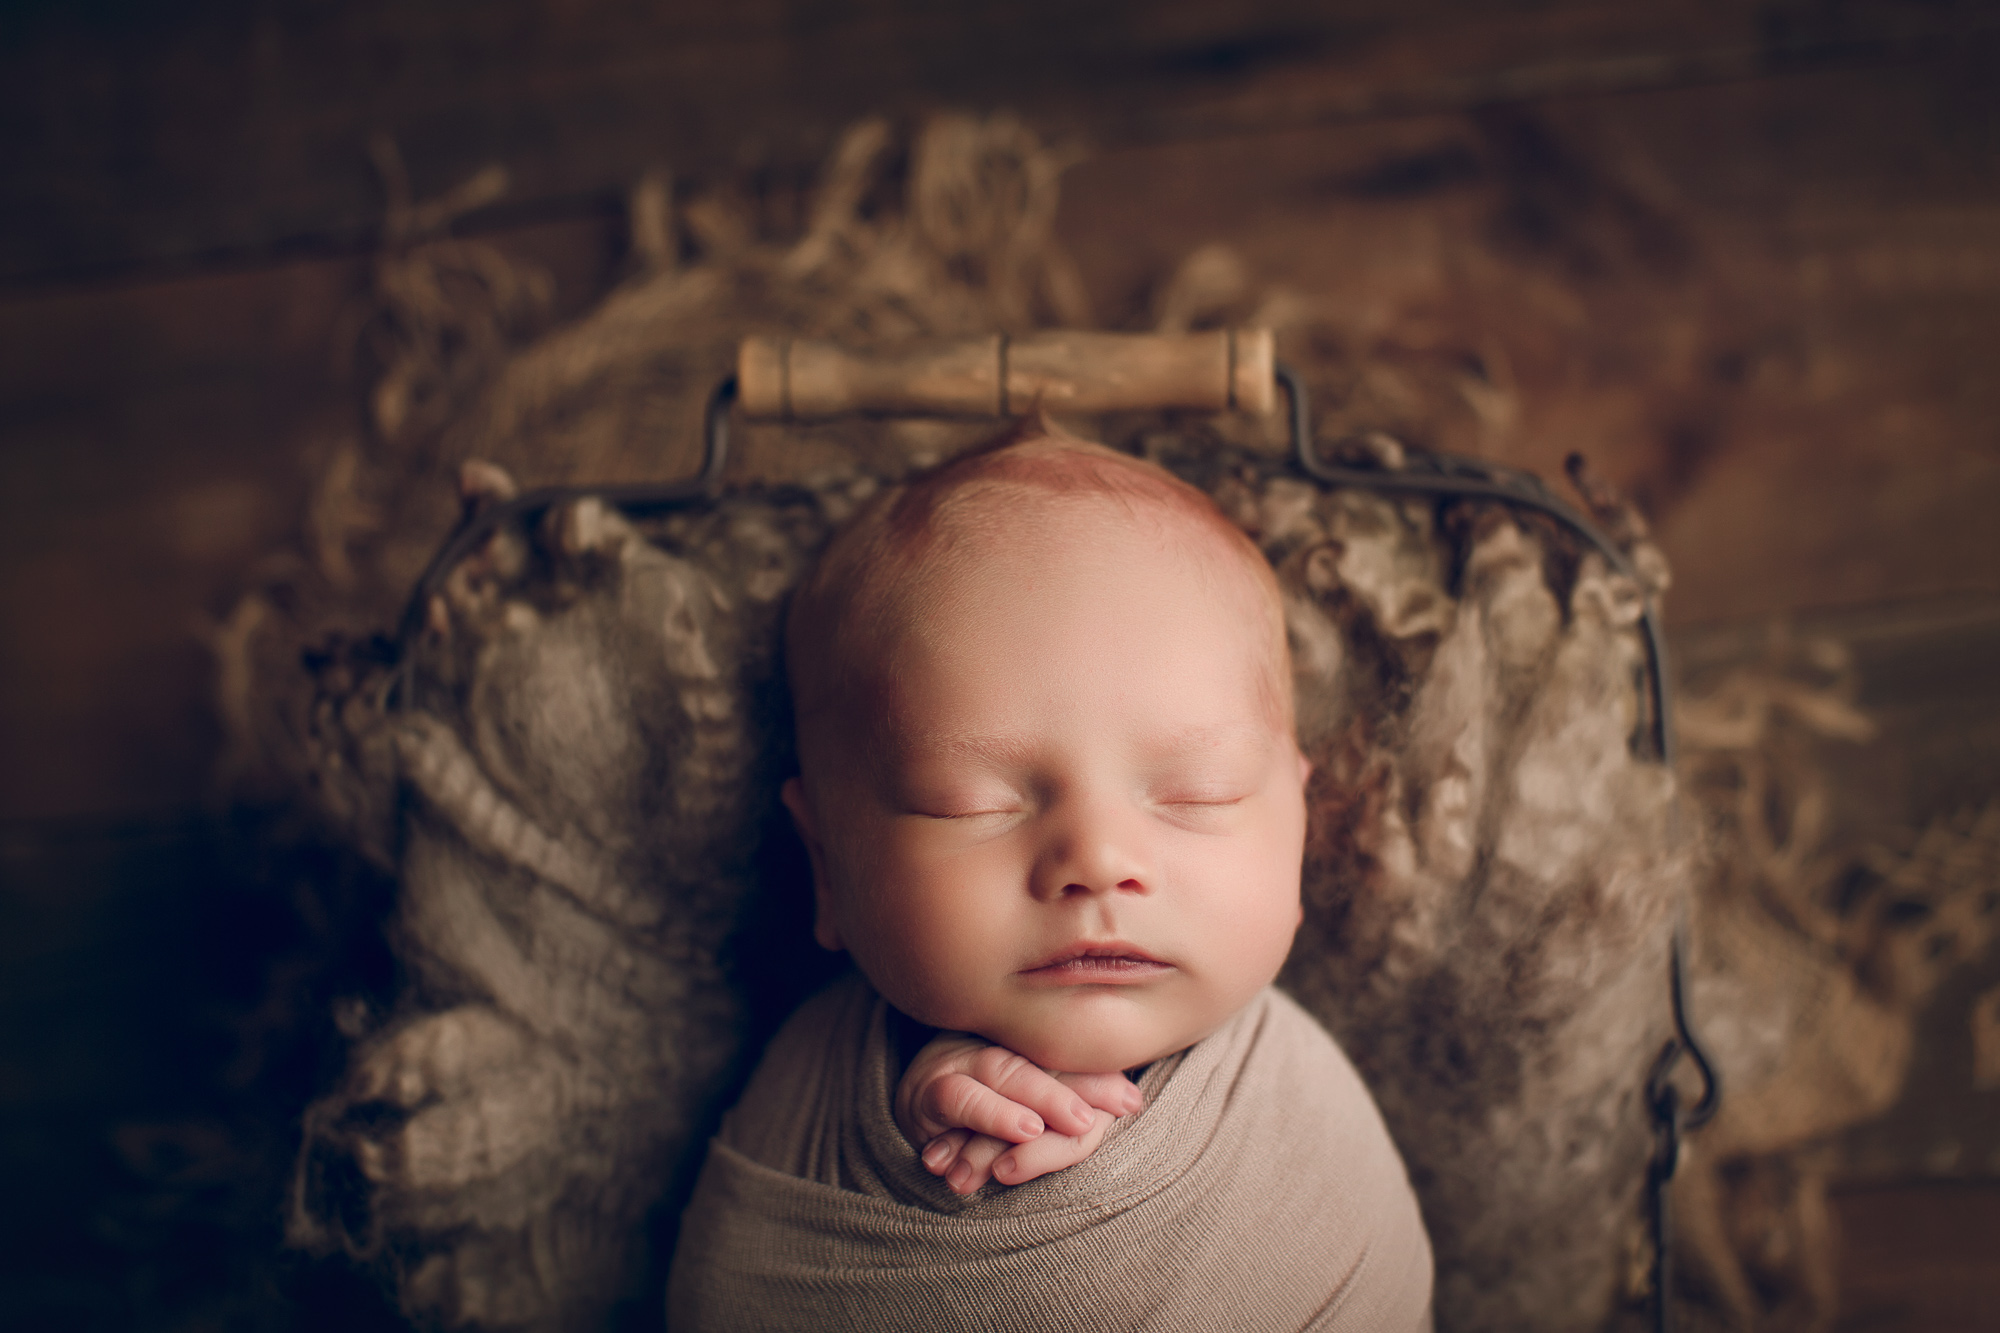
xmin=1644 ymin=923 xmax=1722 ymax=1332
xmin=387 ymin=375 xmax=739 ymax=708
xmin=1275 ymin=362 xmax=1712 ymax=1331
xmin=1274 ymin=363 xmax=1675 ymax=765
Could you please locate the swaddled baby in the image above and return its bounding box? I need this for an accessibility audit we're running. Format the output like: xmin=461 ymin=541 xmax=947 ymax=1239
xmin=669 ymin=426 xmax=1433 ymax=1331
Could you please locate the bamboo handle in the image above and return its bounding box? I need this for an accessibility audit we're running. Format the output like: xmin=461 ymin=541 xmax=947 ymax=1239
xmin=736 ymin=328 xmax=1275 ymax=420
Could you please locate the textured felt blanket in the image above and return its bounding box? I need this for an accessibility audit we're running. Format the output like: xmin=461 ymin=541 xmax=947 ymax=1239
xmin=667 ymin=972 xmax=1433 ymax=1332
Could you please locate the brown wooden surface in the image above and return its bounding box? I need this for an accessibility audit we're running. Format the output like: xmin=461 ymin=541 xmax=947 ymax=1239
xmin=1058 ymin=61 xmax=2000 ymax=626
xmin=4 ymin=7 xmax=1997 ymax=823
xmin=1676 ymin=599 xmax=2000 ymax=1193
xmin=1833 ymin=1182 xmax=2000 ymax=1332
xmin=0 ymin=216 xmax=613 ymax=821
xmin=4 ymin=1 xmax=1993 ymax=286
xmin=2 ymin=7 xmax=1998 ymax=1326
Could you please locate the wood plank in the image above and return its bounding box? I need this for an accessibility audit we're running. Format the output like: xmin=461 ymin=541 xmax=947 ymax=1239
xmin=4 ymin=0 xmax=1993 ymax=285
xmin=2 ymin=31 xmax=1996 ymax=827
xmin=0 ymin=215 xmax=616 ymax=821
xmin=1676 ymin=599 xmax=2000 ymax=1186
xmin=1833 ymin=1182 xmax=2000 ymax=1332
xmin=1 ymin=13 xmax=1996 ymax=1330
xmin=1059 ymin=59 xmax=2000 ymax=626
xmin=0 ymin=815 xmax=404 ymax=1330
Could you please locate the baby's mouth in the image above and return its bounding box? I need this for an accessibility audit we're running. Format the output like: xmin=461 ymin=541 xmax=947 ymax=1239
xmin=1018 ymin=942 xmax=1173 ymax=981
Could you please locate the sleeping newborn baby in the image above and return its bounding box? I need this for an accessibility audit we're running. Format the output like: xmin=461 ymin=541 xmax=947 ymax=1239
xmin=668 ymin=426 xmax=1434 ymax=1331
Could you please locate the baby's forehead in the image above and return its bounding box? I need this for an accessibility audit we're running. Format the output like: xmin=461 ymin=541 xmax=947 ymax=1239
xmin=844 ymin=528 xmax=1284 ymax=732
xmin=854 ymin=493 xmax=1259 ymax=642
xmin=789 ymin=437 xmax=1295 ymax=749
xmin=920 ymin=474 xmax=1252 ymax=579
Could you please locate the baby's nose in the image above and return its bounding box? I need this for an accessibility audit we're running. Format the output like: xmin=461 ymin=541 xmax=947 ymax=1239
xmin=1030 ymin=800 xmax=1153 ymax=901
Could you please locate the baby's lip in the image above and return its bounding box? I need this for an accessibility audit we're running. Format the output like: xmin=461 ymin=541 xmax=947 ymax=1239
xmin=1018 ymin=941 xmax=1173 ymax=976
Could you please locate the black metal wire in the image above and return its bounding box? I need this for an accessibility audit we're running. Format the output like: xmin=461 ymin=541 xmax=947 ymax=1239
xmin=1644 ymin=925 xmax=1723 ymax=1333
xmin=387 ymin=358 xmax=1722 ymax=1329
xmin=1276 ymin=362 xmax=1718 ymax=1330
xmin=386 ymin=374 xmax=739 ymax=709
xmin=1275 ymin=363 xmax=1674 ymax=765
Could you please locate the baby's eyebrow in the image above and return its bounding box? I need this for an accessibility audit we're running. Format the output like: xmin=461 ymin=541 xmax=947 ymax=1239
xmin=1164 ymin=721 xmax=1269 ymax=748
xmin=901 ymin=732 xmax=1040 ymax=767
xmin=1140 ymin=722 xmax=1274 ymax=762
xmin=901 ymin=722 xmax=1271 ymax=767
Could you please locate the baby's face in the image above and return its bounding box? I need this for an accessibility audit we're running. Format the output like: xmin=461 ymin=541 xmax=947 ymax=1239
xmin=787 ymin=513 xmax=1307 ymax=1074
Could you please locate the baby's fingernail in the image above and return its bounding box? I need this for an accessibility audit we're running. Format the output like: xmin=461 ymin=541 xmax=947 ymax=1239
xmin=923 ymin=1140 xmax=952 ymax=1170
xmin=948 ymin=1162 xmax=972 ymax=1192
xmin=1123 ymin=1085 xmax=1144 ymax=1112
xmin=1069 ymin=1098 xmax=1091 ymax=1124
xmin=1018 ymin=1113 xmax=1044 ymax=1138
xmin=993 ymin=1156 xmax=1016 ymax=1183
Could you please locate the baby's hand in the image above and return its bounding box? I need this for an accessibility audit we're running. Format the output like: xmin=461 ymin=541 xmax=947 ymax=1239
xmin=893 ymin=1032 xmax=1144 ymax=1195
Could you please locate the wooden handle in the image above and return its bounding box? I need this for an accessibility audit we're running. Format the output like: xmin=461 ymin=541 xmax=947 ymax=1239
xmin=736 ymin=328 xmax=1275 ymax=420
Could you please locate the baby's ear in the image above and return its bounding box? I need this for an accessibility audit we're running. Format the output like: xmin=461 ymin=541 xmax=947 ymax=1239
xmin=780 ymin=777 xmax=845 ymax=952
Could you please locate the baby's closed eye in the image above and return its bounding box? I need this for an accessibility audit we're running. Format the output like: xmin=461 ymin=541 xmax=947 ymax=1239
xmin=921 ymin=806 xmax=1023 ymax=823
xmin=1151 ymin=796 xmax=1253 ymax=833
xmin=890 ymin=776 xmax=1025 ymax=820
xmin=901 ymin=788 xmax=1025 ymax=820
xmin=904 ymin=792 xmax=1024 ymax=824
xmin=1155 ymin=784 xmax=1251 ymax=805
xmin=1147 ymin=763 xmax=1258 ymax=805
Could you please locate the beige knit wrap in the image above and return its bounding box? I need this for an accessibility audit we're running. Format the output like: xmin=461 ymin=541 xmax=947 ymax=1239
xmin=668 ymin=972 xmax=1433 ymax=1332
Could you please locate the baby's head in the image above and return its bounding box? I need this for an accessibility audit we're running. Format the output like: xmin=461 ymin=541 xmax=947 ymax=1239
xmin=781 ymin=424 xmax=1308 ymax=1073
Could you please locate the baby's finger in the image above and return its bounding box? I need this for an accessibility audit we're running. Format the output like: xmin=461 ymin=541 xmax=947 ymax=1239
xmin=967 ymin=1047 xmax=1096 ymax=1137
xmin=920 ymin=1129 xmax=970 ymax=1176
xmin=943 ymin=1133 xmax=1010 ymax=1196
xmin=992 ymin=1109 xmax=1115 ymax=1187
xmin=1056 ymin=1070 xmax=1144 ymax=1117
xmin=918 ymin=1072 xmax=1046 ymax=1145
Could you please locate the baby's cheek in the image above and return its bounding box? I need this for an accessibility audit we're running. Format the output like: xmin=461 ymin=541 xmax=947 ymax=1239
xmin=1192 ymin=859 xmax=1300 ymax=990
xmin=856 ymin=902 xmax=995 ymax=1028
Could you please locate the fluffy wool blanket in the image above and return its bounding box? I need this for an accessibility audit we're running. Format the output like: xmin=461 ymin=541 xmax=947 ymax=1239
xmin=667 ymin=971 xmax=1433 ymax=1332
xmin=266 ymin=117 xmax=1698 ymax=1330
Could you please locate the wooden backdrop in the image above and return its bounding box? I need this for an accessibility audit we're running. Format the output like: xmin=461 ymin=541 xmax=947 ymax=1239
xmin=2 ymin=2 xmax=1996 ymax=1328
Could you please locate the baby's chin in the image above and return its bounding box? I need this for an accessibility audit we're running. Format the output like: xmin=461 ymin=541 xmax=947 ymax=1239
xmin=978 ymin=1007 xmax=1212 ymax=1075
